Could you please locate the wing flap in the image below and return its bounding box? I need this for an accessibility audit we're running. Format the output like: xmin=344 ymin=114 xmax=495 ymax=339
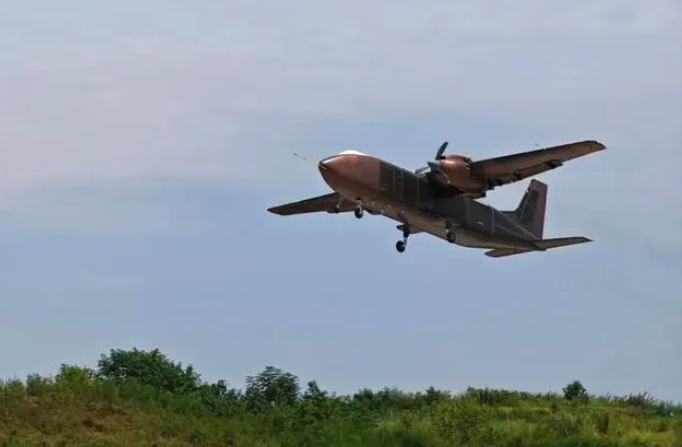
xmin=267 ymin=193 xmax=354 ymax=216
xmin=471 ymin=140 xmax=605 ymax=185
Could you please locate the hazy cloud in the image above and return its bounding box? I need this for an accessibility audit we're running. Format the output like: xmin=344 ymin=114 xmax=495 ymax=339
xmin=0 ymin=1 xmax=680 ymax=234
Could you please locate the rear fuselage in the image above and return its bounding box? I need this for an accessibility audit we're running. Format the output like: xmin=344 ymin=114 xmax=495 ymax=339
xmin=318 ymin=152 xmax=540 ymax=251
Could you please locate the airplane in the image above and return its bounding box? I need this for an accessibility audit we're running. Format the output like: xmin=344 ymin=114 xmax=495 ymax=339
xmin=267 ymin=140 xmax=606 ymax=257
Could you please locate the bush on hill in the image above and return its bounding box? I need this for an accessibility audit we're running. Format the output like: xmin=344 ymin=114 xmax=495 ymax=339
xmin=0 ymin=347 xmax=680 ymax=446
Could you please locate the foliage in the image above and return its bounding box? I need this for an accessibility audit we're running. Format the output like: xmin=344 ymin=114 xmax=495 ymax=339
xmin=563 ymin=380 xmax=589 ymax=402
xmin=0 ymin=348 xmax=680 ymax=446
xmin=244 ymin=365 xmax=299 ymax=410
xmin=97 ymin=348 xmax=201 ymax=394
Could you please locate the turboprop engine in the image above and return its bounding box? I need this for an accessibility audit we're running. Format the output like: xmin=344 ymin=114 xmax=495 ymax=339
xmin=416 ymin=142 xmax=484 ymax=194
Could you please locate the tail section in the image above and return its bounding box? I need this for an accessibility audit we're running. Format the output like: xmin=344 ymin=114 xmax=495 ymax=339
xmin=490 ymin=181 xmax=591 ymax=258
xmin=505 ymin=179 xmax=547 ymax=238
xmin=485 ymin=237 xmax=592 ymax=258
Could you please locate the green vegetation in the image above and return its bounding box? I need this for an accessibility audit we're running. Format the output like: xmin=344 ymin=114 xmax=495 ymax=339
xmin=0 ymin=348 xmax=680 ymax=446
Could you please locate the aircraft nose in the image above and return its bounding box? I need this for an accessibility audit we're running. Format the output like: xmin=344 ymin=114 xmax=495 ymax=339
xmin=318 ymin=155 xmax=341 ymax=174
xmin=318 ymin=155 xmax=352 ymax=188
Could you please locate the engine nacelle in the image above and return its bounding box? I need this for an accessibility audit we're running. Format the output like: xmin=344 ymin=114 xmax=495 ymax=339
xmin=428 ymin=155 xmax=483 ymax=193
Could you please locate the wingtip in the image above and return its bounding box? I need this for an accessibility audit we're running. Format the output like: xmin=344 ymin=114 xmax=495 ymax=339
xmin=587 ymin=140 xmax=607 ymax=151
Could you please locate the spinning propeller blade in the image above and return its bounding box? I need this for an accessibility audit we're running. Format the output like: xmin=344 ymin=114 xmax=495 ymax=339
xmin=435 ymin=141 xmax=448 ymax=159
xmin=415 ymin=141 xmax=449 ymax=174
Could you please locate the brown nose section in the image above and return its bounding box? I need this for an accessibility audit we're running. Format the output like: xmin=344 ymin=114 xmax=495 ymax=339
xmin=319 ymin=155 xmax=356 ymax=188
xmin=319 ymin=156 xmax=341 ymax=188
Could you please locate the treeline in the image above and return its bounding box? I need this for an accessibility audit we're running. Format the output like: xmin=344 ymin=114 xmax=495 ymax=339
xmin=0 ymin=348 xmax=680 ymax=446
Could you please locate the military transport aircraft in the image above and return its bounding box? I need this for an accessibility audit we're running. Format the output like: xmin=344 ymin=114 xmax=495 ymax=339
xmin=267 ymin=140 xmax=606 ymax=257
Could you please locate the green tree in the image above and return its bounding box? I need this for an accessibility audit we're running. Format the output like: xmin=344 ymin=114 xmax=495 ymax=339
xmin=244 ymin=365 xmax=299 ymax=410
xmin=302 ymin=380 xmax=327 ymax=401
xmin=96 ymin=348 xmax=200 ymax=394
xmin=54 ymin=364 xmax=95 ymax=392
xmin=196 ymin=380 xmax=244 ymax=416
xmin=563 ymin=380 xmax=589 ymax=401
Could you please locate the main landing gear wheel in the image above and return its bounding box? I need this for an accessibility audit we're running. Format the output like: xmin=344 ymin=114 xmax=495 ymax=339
xmin=444 ymin=222 xmax=456 ymax=243
xmin=396 ymin=226 xmax=410 ymax=253
xmin=354 ymin=199 xmax=364 ymax=219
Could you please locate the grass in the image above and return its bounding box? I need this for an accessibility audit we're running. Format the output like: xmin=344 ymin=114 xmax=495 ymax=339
xmin=0 ymin=349 xmax=679 ymax=446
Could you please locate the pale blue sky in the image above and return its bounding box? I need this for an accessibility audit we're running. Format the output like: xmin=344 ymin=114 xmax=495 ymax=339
xmin=0 ymin=2 xmax=680 ymax=401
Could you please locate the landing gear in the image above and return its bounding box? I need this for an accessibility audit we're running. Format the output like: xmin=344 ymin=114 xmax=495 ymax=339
xmin=354 ymin=199 xmax=364 ymax=219
xmin=445 ymin=222 xmax=456 ymax=243
xmin=396 ymin=225 xmax=410 ymax=253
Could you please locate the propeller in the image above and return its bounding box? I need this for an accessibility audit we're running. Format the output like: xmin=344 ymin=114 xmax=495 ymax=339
xmin=434 ymin=141 xmax=448 ymax=159
xmin=415 ymin=141 xmax=449 ymax=174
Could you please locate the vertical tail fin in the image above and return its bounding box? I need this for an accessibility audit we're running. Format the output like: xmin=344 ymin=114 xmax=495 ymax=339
xmin=509 ymin=179 xmax=547 ymax=238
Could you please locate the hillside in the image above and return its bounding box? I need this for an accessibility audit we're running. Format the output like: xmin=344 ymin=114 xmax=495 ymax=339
xmin=0 ymin=348 xmax=679 ymax=446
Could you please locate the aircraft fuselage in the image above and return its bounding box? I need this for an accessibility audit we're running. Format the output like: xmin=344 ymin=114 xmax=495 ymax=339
xmin=318 ymin=151 xmax=540 ymax=251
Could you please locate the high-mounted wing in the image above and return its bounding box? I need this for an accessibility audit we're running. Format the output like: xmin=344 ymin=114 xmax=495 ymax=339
xmin=267 ymin=192 xmax=354 ymax=216
xmin=470 ymin=140 xmax=605 ymax=188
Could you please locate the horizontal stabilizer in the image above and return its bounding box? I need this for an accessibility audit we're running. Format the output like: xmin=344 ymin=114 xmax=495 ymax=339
xmin=485 ymin=236 xmax=592 ymax=258
xmin=484 ymin=248 xmax=533 ymax=258
xmin=535 ymin=236 xmax=592 ymax=249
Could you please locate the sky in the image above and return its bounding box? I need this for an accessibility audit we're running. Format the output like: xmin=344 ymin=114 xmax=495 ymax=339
xmin=0 ymin=1 xmax=680 ymax=401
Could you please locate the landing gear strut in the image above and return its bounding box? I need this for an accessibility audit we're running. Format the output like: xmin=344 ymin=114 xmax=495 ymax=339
xmin=445 ymin=222 xmax=456 ymax=243
xmin=354 ymin=199 xmax=364 ymax=219
xmin=396 ymin=226 xmax=410 ymax=253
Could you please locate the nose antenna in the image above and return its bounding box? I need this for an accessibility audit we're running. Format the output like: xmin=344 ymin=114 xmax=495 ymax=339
xmin=293 ymin=152 xmax=327 ymax=170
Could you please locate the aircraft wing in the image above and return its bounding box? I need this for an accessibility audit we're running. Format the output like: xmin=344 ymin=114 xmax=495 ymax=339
xmin=470 ymin=140 xmax=605 ymax=188
xmin=267 ymin=192 xmax=354 ymax=216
